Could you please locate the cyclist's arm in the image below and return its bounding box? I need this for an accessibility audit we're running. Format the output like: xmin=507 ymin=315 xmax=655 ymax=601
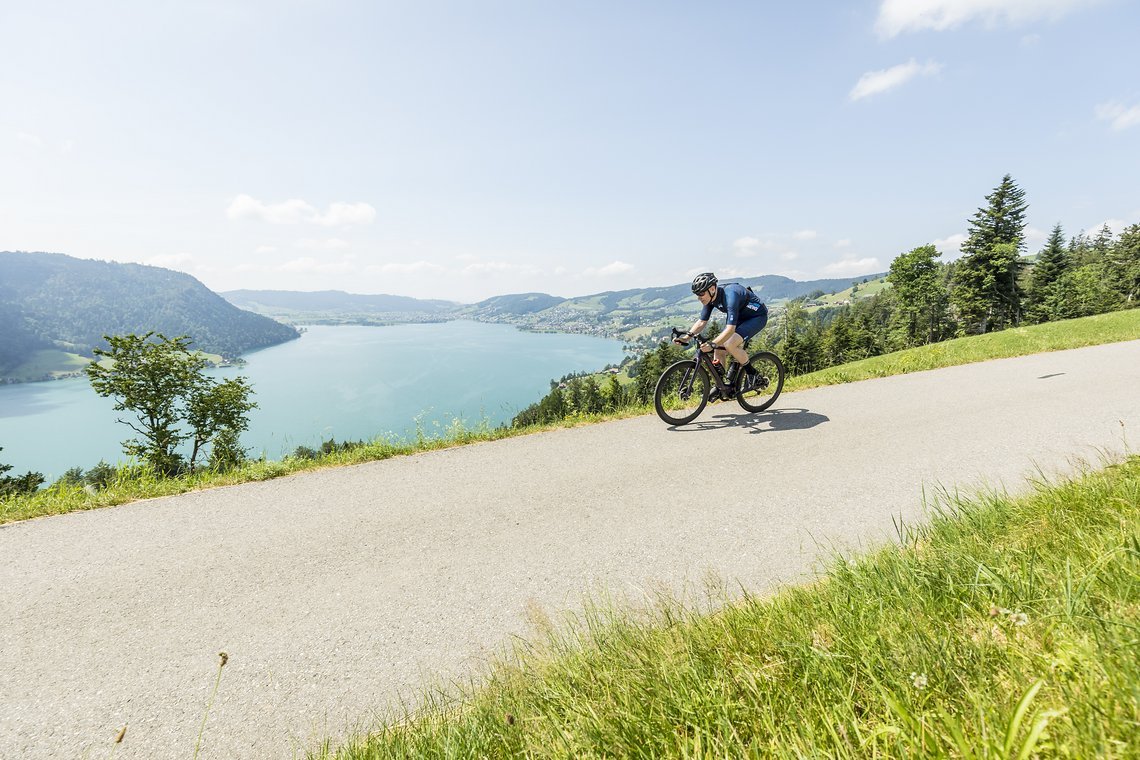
xmin=711 ymin=323 xmax=736 ymax=347
xmin=682 ymin=319 xmax=708 ymax=340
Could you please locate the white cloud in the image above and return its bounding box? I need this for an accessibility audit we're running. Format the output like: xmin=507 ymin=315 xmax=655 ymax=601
xmin=255 ymin=245 xmax=277 ymax=253
xmin=368 ymin=261 xmax=447 ymax=275
xmin=733 ymin=236 xmax=763 ymax=257
xmin=780 ymin=251 xmax=799 ymax=261
xmin=144 ymin=253 xmax=195 ymax=269
xmin=1095 ymin=101 xmax=1140 ymax=131
xmin=1021 ymin=32 xmax=1041 ymax=46
xmin=821 ymin=257 xmax=881 ymax=276
xmin=584 ymin=261 xmax=635 ymax=276
xmin=463 ymin=260 xmax=517 ymax=275
xmin=312 ymin=202 xmax=376 ymax=227
xmin=279 ymin=256 xmax=356 ymax=274
xmin=834 ymin=238 xmax=852 ymax=248
xmin=16 ymin=132 xmax=44 ymax=148
xmin=875 ymin=0 xmax=1094 ymax=38
xmin=226 ymin=194 xmax=376 ymax=226
xmin=711 ymin=267 xmax=756 ymax=279
xmin=1088 ymin=218 xmax=1126 ymax=236
xmin=850 ymin=59 xmax=943 ymax=101
xmin=1024 ymin=226 xmax=1048 ymax=248
xmin=932 ymin=232 xmax=967 ymax=255
xmin=297 ymin=238 xmax=350 ymax=250
xmin=792 ymin=229 xmax=818 ymax=240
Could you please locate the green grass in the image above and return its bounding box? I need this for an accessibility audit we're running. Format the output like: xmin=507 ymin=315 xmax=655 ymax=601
xmin=317 ymin=456 xmax=1140 ymax=758
xmin=2 ymin=349 xmax=89 ymax=381
xmin=786 ymin=307 xmax=1140 ymax=392
xmin=805 ymin=276 xmax=891 ymax=312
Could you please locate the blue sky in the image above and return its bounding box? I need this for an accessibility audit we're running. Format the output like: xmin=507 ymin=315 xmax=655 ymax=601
xmin=3 ymin=0 xmax=1138 ymax=302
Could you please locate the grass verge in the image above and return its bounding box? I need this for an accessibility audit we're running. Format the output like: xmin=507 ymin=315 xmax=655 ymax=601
xmin=317 ymin=456 xmax=1140 ymax=758
xmin=785 ymin=307 xmax=1140 ymax=392
xmin=4 ymin=309 xmax=1138 ymax=525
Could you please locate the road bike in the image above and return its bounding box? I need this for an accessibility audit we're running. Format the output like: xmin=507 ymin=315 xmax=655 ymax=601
xmin=653 ymin=328 xmax=785 ymax=425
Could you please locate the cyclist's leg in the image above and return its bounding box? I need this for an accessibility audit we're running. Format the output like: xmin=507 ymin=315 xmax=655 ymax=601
xmin=733 ymin=315 xmax=768 ymax=376
xmin=723 ymin=332 xmax=748 ymax=365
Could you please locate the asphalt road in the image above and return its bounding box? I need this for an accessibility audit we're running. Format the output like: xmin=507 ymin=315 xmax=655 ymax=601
xmin=3 ymin=340 xmax=1139 ymax=759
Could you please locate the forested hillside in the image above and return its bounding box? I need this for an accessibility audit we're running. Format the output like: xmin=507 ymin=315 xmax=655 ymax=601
xmin=215 ymin=276 xmax=884 ymax=340
xmin=0 ymin=252 xmax=299 ymax=377
xmin=455 ymin=274 xmax=885 ymax=341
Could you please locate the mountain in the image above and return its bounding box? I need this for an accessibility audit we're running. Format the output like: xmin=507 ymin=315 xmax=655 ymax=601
xmin=221 ymin=289 xmax=456 ymax=316
xmin=0 ymin=252 xmax=299 ymax=378
xmin=221 ymin=272 xmax=886 ymax=344
xmin=458 ymin=292 xmax=568 ymax=318
xmin=457 ymin=273 xmax=887 ymax=341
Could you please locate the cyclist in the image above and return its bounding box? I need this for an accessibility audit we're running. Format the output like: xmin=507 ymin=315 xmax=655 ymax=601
xmin=674 ymin=272 xmax=768 ymax=399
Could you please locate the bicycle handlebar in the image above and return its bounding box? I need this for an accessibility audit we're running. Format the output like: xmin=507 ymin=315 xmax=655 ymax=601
xmin=671 ymin=327 xmax=715 ymax=346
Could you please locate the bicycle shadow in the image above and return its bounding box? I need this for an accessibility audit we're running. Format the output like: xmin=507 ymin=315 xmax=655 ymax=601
xmin=667 ymin=406 xmax=829 ymax=434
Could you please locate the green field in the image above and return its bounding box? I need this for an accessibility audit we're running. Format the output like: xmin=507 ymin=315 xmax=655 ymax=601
xmin=805 ymin=276 xmax=892 ymax=312
xmin=3 ymin=349 xmax=90 ymax=382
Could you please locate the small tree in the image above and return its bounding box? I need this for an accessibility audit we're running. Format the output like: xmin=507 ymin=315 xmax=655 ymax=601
xmin=888 ymin=244 xmax=947 ymax=346
xmin=0 ymin=446 xmax=45 ymax=497
xmin=86 ymin=333 xmax=256 ymax=475
xmin=1025 ymin=223 xmax=1070 ymax=323
xmin=186 ymin=377 xmax=257 ymax=470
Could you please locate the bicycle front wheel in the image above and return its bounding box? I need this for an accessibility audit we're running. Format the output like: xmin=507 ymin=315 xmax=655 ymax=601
xmin=735 ymin=351 xmax=785 ymax=413
xmin=654 ymin=360 xmax=710 ymax=425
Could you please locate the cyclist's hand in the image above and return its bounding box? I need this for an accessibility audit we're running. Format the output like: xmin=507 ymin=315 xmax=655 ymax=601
xmin=700 ymin=342 xmax=714 ymax=353
xmin=673 ymin=336 xmax=689 ymax=345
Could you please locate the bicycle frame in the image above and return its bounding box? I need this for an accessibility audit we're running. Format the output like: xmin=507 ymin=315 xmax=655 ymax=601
xmin=675 ymin=330 xmax=737 ymax=397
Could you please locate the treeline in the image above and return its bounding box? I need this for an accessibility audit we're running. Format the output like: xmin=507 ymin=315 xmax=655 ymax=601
xmin=512 ymin=175 xmax=1139 ymax=427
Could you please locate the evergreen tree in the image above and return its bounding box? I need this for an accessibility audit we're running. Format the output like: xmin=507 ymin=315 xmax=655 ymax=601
xmin=779 ymin=299 xmax=808 ymax=344
xmin=1025 ymin=223 xmax=1070 ymax=323
xmin=952 ymin=175 xmax=1029 ymax=333
xmin=1106 ymin=223 xmax=1140 ymax=304
xmin=1051 ymin=264 xmax=1120 ymax=319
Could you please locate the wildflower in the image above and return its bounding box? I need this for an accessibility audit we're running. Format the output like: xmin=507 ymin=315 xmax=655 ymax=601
xmin=219 ymin=652 xmax=229 ymax=667
xmin=1010 ymin=612 xmax=1029 ymax=626
xmin=910 ymin=672 xmax=928 ymax=690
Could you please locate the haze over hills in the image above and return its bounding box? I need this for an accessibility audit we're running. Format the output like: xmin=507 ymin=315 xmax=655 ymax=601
xmin=0 ymin=252 xmax=300 ymax=380
xmin=223 ymin=272 xmax=888 ymax=342
xmin=0 ymin=249 xmax=885 ymax=382
xmin=222 ymin=289 xmax=457 ymax=316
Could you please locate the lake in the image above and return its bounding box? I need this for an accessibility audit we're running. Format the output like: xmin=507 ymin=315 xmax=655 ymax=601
xmin=0 ymin=322 xmax=627 ymax=479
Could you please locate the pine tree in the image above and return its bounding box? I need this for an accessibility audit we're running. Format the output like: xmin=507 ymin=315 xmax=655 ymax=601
xmin=1107 ymin=223 xmax=1140 ymax=303
xmin=952 ymin=174 xmax=1029 ymax=333
xmin=1025 ymin=223 xmax=1069 ymax=323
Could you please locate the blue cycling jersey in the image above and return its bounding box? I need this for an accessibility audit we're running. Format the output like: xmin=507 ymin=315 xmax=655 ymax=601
xmin=699 ymin=282 xmax=766 ymax=326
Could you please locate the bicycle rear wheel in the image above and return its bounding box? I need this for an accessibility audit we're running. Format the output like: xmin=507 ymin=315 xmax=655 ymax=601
xmin=654 ymin=360 xmax=710 ymax=425
xmin=735 ymin=351 xmax=785 ymax=413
